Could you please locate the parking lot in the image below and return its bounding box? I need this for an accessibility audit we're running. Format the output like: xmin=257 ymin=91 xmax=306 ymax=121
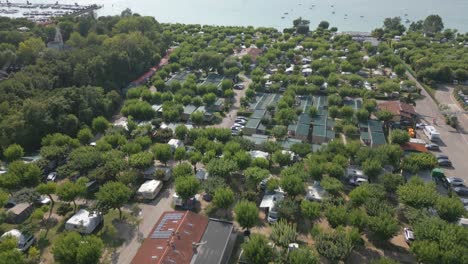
xmin=411 ymin=76 xmax=468 ymax=185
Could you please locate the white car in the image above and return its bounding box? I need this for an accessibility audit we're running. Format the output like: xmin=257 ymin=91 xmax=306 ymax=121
xmin=231 ymin=124 xmax=245 ymax=129
xmin=267 ymin=209 xmax=279 ymax=223
xmin=447 ymin=177 xmax=465 ymax=186
xmin=235 ymin=119 xmax=247 ymax=125
xmin=416 ymin=123 xmax=426 ymax=129
xmin=349 ymin=177 xmax=368 ymax=186
xmin=235 ymin=117 xmax=248 ymax=122
xmin=404 ymin=228 xmax=415 ymax=243
xmin=46 ymin=172 xmax=57 ymax=182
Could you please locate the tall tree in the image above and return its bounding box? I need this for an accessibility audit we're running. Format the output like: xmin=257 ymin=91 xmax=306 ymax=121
xmin=241 ymin=234 xmax=275 ymax=264
xmin=234 ymin=200 xmax=258 ymax=231
xmin=95 ymin=181 xmax=132 ymax=219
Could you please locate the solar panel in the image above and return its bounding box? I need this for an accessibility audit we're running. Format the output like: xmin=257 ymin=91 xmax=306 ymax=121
xmin=151 ymin=213 xmax=184 ymax=239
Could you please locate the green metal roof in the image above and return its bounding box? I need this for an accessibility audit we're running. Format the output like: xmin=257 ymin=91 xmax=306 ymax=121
xmin=243 ymin=134 xmax=268 ymax=145
xmin=326 ymin=130 xmax=336 ymax=139
xmin=370 ymin=131 xmax=386 ymax=146
xmin=298 ymin=113 xmax=312 ymax=125
xmin=312 ymin=125 xmax=326 ymax=137
xmin=368 ymin=119 xmax=384 ymax=133
xmin=279 ymin=138 xmax=304 ymax=150
xmin=297 ymin=123 xmax=310 ymax=136
xmin=183 ymin=105 xmax=198 ymax=115
xmin=251 ymin=109 xmax=267 ymax=119
xmin=245 ymin=118 xmax=261 ymax=129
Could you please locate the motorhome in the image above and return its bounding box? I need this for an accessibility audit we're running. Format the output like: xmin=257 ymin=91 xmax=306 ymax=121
xmin=423 ymin=126 xmax=440 ymax=141
xmin=137 ymin=180 xmax=163 ymax=200
xmin=65 ymin=209 xmax=103 ymax=234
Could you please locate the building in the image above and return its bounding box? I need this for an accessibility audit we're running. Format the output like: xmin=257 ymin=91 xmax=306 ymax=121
xmin=168 ymin=139 xmax=184 ymax=151
xmin=243 ymin=118 xmax=266 ymax=136
xmin=401 ymin=142 xmax=429 ymax=153
xmin=182 ymin=105 xmax=198 ymax=121
xmin=131 ymin=211 xmax=236 ymax=264
xmin=243 ymin=134 xmax=269 ymax=147
xmin=311 ymin=115 xmax=335 ymax=144
xmin=6 ymin=203 xmax=33 ymax=224
xmin=378 ymin=101 xmax=416 ymax=123
xmin=359 ymin=120 xmax=386 ymax=147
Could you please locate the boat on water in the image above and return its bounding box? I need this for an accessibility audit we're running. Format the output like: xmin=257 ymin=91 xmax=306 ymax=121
xmin=360 ymin=15 xmax=364 ymax=18
xmin=332 ymin=11 xmax=335 ymax=14
xmin=281 ymin=16 xmax=285 ymax=19
xmin=284 ymin=12 xmax=288 ymax=15
xmin=405 ymin=19 xmax=410 ymax=23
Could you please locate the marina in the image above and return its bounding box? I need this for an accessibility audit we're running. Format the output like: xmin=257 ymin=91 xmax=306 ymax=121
xmin=0 ymin=1 xmax=101 ymax=22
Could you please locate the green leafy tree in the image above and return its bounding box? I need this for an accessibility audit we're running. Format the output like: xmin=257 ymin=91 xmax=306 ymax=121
xmin=212 ymin=187 xmax=235 ymax=210
xmin=52 ymin=231 xmax=103 ymax=264
xmin=234 ymin=200 xmax=258 ymax=231
xmin=321 ymin=176 xmax=343 ymax=195
xmin=423 ymin=14 xmax=444 ymax=35
xmin=0 ymin=237 xmax=26 ymax=264
xmin=190 ymin=111 xmax=204 ymax=127
xmin=0 ymin=161 xmax=41 ymax=191
xmin=96 ymin=181 xmax=132 ymax=219
xmin=397 ymin=177 xmax=438 ymax=208
xmin=390 ymin=129 xmax=410 ymax=145
xmin=300 ymin=200 xmax=321 ymax=220
xmin=270 ymin=219 xmax=297 ymax=248
xmin=188 ymin=151 xmax=202 ymax=173
xmin=244 ymin=167 xmax=269 ymax=190
xmin=206 ymin=159 xmax=238 ymax=179
xmin=435 ymin=196 xmax=465 ymax=222
xmin=174 ymin=147 xmax=186 ymax=164
xmin=288 ymin=247 xmax=319 ymax=264
xmin=174 ymin=125 xmax=188 ymax=140
xmin=325 ymin=205 xmax=348 ymax=228
xmin=362 ymin=159 xmax=382 ymax=182
xmin=37 ymin=182 xmax=57 ymax=219
xmin=3 ymin=144 xmax=24 ymax=162
xmin=91 ymin=116 xmax=110 ymax=133
xmin=280 ymin=173 xmax=304 ymax=197
xmin=77 ymin=128 xmax=93 ymax=145
xmin=315 ymin=228 xmax=355 ymax=264
xmin=241 ymin=234 xmax=275 ymax=264
xmin=128 ymin=151 xmax=153 ymax=169
xmin=272 ymin=150 xmax=291 ymax=167
xmin=349 ymin=184 xmax=385 ymax=206
xmin=380 ymin=173 xmax=404 ymax=193
xmin=368 ymin=214 xmax=399 ymax=240
xmin=175 ymin=176 xmax=200 ymax=200
xmin=152 ymin=143 xmax=172 ymax=166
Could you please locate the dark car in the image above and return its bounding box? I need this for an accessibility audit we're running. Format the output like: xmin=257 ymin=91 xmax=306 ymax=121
xmin=425 ymin=143 xmax=439 ymax=151
xmin=437 ymin=154 xmax=449 ymax=160
xmin=454 ymin=187 xmax=468 ymax=196
xmin=438 ymin=159 xmax=452 ymax=167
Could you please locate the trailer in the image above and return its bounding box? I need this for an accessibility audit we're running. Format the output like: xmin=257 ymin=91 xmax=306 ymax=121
xmin=137 ymin=180 xmax=163 ymax=200
xmin=65 ymin=209 xmax=103 ymax=234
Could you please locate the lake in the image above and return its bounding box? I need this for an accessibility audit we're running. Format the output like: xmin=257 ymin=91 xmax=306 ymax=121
xmin=5 ymin=0 xmax=468 ymax=32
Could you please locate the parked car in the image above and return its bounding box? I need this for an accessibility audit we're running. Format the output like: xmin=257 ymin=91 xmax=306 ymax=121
xmin=46 ymin=172 xmax=57 ymax=182
xmin=416 ymin=123 xmax=426 ymax=129
xmin=349 ymin=177 xmax=368 ymax=186
xmin=267 ymin=206 xmax=279 ymax=223
xmin=36 ymin=196 xmax=51 ymax=206
xmin=236 ymin=116 xmax=248 ymax=121
xmin=404 ymin=228 xmax=415 ymax=243
xmin=438 ymin=159 xmax=452 ymax=167
xmin=454 ymin=186 xmax=468 ymax=196
xmin=232 ymin=124 xmax=245 ymax=129
xmin=437 ymin=154 xmax=449 ymax=160
xmin=425 ymin=143 xmax=439 ymax=151
xmin=235 ymin=119 xmax=247 ymax=125
xmin=234 ymin=83 xmax=245 ymax=90
xmin=447 ymin=177 xmax=465 ymax=187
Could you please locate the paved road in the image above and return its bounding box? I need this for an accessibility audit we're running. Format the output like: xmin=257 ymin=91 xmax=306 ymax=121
xmin=212 ymin=74 xmax=251 ymax=129
xmin=408 ymin=72 xmax=468 ymax=181
xmin=114 ymin=183 xmax=175 ymax=264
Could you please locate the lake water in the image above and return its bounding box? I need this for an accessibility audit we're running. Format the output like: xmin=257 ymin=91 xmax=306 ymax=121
xmin=4 ymin=0 xmax=468 ymax=32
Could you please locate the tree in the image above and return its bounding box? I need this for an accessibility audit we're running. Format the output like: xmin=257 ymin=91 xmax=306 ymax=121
xmin=318 ymin=21 xmax=330 ymax=29
xmin=0 ymin=237 xmax=26 ymax=264
xmin=325 ymin=205 xmax=348 ymax=228
xmin=244 ymin=167 xmax=269 ymax=190
xmin=315 ymin=228 xmax=355 ymax=264
xmin=234 ymin=151 xmax=252 ymax=170
xmin=280 ymin=173 xmax=304 ymax=197
xmin=272 ymin=125 xmax=287 ymax=140
xmin=423 ymin=14 xmax=444 ymax=35
xmin=206 ymin=159 xmax=238 ymax=179
xmin=397 ymin=177 xmax=438 ymax=208
xmin=272 ymin=150 xmax=291 ymax=167
xmin=91 ymin=116 xmax=110 ymax=133
xmin=95 ymin=181 xmax=132 ymax=219
xmin=17 ymin=37 xmax=45 ymax=64
xmin=234 ymin=200 xmax=258 ymax=231
xmin=368 ymin=214 xmax=399 ymax=240
xmin=349 ymin=184 xmax=385 ymax=206
xmin=356 ymin=109 xmax=370 ymax=122
xmin=174 ymin=125 xmax=188 ymax=140
xmin=380 ymin=173 xmax=404 ymax=193
xmin=190 ymin=111 xmax=204 ymax=127
xmin=394 ymin=64 xmax=406 ymax=77
xmin=52 ymin=231 xmax=103 ymax=264
xmin=300 ymin=200 xmax=321 ymax=220
xmin=3 ymin=144 xmax=24 ymax=162
xmin=289 ymin=248 xmax=319 ymax=264
xmin=241 ymin=234 xmax=275 ymax=264
xmin=401 ymin=153 xmax=437 ymax=173
xmin=152 ymin=143 xmax=172 ymax=166
xmin=0 ymin=161 xmax=41 ymax=191
xmin=175 ymin=176 xmax=200 ymax=200
xmin=362 ymin=159 xmax=382 ymax=182
xmin=270 ymin=219 xmax=297 ymax=248
xmin=77 ymin=128 xmax=93 ymax=145
xmin=37 ymin=182 xmax=57 ymax=219
xmin=390 ymin=129 xmax=410 ymax=145
xmin=212 ymin=187 xmax=235 ymax=211
xmin=128 ymin=151 xmax=153 ymax=169
xmin=291 ymin=143 xmax=311 ymax=158
xmin=174 ymin=147 xmax=186 ymax=163
xmin=376 ymin=110 xmax=394 ymax=124
xmin=321 ymin=176 xmax=343 ymax=195
xmin=188 ymin=151 xmax=202 ymax=173
xmin=435 ymin=196 xmax=464 ymax=222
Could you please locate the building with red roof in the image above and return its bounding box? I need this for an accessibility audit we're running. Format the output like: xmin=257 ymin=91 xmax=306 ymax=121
xmin=131 ymin=211 xmax=236 ymax=264
xmin=378 ymin=101 xmax=417 ymax=123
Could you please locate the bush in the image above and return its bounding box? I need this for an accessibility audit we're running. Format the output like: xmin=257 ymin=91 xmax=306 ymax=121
xmin=325 ymin=204 xmax=347 ymax=228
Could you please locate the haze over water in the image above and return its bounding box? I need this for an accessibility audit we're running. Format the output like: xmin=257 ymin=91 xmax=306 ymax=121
xmin=6 ymin=0 xmax=468 ymax=32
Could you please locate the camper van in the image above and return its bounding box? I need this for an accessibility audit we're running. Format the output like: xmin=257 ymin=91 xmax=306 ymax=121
xmin=423 ymin=126 xmax=440 ymax=141
xmin=65 ymin=209 xmax=103 ymax=234
xmin=137 ymin=180 xmax=163 ymax=200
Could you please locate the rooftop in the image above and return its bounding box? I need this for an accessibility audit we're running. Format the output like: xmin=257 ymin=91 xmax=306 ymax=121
xmin=131 ymin=211 xmax=208 ymax=264
xmin=378 ymin=101 xmax=416 ymax=118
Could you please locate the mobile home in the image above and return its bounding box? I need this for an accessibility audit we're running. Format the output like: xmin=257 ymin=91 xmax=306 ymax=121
xmin=65 ymin=209 xmax=103 ymax=234
xmin=423 ymin=126 xmax=440 ymax=141
xmin=137 ymin=180 xmax=163 ymax=200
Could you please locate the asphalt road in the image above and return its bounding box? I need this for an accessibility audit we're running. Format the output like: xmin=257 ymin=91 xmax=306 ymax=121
xmin=114 ymin=183 xmax=175 ymax=264
xmin=408 ymin=72 xmax=468 ymax=182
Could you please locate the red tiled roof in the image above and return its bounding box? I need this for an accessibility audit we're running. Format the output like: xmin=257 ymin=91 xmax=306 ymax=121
xmin=378 ymin=101 xmax=416 ymax=118
xmin=131 ymin=211 xmax=209 ymax=264
xmin=401 ymin=142 xmax=428 ymax=153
